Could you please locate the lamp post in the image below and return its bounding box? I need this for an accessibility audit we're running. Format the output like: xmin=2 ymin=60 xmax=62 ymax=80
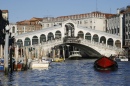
xmin=4 ymin=25 xmax=10 ymax=75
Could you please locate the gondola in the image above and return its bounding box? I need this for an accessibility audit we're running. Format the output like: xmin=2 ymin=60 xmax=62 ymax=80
xmin=94 ymin=56 xmax=118 ymax=71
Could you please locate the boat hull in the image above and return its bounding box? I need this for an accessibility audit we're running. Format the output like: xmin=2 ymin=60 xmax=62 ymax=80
xmin=52 ymin=58 xmax=64 ymax=62
xmin=68 ymin=56 xmax=82 ymax=60
xmin=0 ymin=65 xmax=4 ymax=72
xmin=30 ymin=61 xmax=49 ymax=69
xmin=94 ymin=57 xmax=118 ymax=71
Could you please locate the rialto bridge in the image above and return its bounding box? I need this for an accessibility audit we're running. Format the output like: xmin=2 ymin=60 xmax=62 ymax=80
xmin=14 ymin=20 xmax=124 ymax=58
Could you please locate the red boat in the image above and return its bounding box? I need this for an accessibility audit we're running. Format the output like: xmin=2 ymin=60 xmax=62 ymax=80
xmin=94 ymin=56 xmax=118 ymax=71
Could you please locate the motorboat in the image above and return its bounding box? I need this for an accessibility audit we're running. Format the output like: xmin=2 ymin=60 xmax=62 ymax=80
xmin=94 ymin=56 xmax=118 ymax=71
xmin=68 ymin=51 xmax=82 ymax=60
xmin=42 ymin=57 xmax=52 ymax=63
xmin=30 ymin=58 xmax=50 ymax=69
xmin=115 ymin=55 xmax=128 ymax=61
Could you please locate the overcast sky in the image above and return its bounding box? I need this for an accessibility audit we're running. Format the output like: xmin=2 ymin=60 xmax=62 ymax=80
xmin=0 ymin=0 xmax=130 ymax=23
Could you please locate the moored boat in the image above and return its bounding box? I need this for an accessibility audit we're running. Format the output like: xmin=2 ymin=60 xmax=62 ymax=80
xmin=94 ymin=56 xmax=118 ymax=71
xmin=30 ymin=59 xmax=50 ymax=69
xmin=115 ymin=55 xmax=128 ymax=61
xmin=0 ymin=58 xmax=4 ymax=71
xmin=52 ymin=57 xmax=64 ymax=62
xmin=68 ymin=51 xmax=82 ymax=60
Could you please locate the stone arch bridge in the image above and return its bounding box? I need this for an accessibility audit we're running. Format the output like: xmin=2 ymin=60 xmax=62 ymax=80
xmin=14 ymin=20 xmax=124 ymax=57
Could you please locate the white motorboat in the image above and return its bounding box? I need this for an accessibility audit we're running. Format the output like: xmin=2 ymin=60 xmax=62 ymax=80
xmin=115 ymin=55 xmax=128 ymax=61
xmin=68 ymin=51 xmax=82 ymax=60
xmin=30 ymin=59 xmax=50 ymax=69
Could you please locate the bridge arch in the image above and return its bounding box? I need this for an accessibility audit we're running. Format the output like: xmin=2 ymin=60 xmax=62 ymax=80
xmin=32 ymin=36 xmax=38 ymax=45
xmin=115 ymin=40 xmax=121 ymax=48
xmin=17 ymin=39 xmax=23 ymax=47
xmin=55 ymin=30 xmax=62 ymax=39
xmin=65 ymin=23 xmax=75 ymax=37
xmin=100 ymin=36 xmax=106 ymax=44
xmin=107 ymin=38 xmax=113 ymax=46
xmin=85 ymin=32 xmax=91 ymax=40
xmin=24 ymin=37 xmax=31 ymax=46
xmin=93 ymin=34 xmax=99 ymax=42
xmin=48 ymin=32 xmax=54 ymax=41
xmin=40 ymin=34 xmax=46 ymax=43
xmin=78 ymin=31 xmax=84 ymax=38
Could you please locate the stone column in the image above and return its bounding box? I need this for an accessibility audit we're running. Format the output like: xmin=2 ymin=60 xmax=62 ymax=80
xmin=57 ymin=48 xmax=60 ymax=58
xmin=52 ymin=48 xmax=55 ymax=58
xmin=62 ymin=47 xmax=65 ymax=61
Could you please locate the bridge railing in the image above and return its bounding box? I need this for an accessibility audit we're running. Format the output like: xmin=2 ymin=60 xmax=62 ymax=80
xmin=63 ymin=36 xmax=81 ymax=43
xmin=80 ymin=38 xmax=123 ymax=52
xmin=41 ymin=39 xmax=63 ymax=47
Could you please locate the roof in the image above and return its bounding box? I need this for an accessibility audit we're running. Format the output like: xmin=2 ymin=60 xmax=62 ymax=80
xmin=16 ymin=17 xmax=43 ymax=25
xmin=2 ymin=10 xmax=8 ymax=13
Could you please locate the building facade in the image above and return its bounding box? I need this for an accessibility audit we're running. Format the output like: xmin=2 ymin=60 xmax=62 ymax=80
xmin=9 ymin=23 xmax=17 ymax=37
xmin=40 ymin=11 xmax=114 ymax=31
xmin=16 ymin=17 xmax=43 ymax=35
xmin=124 ymin=6 xmax=130 ymax=46
xmin=0 ymin=10 xmax=9 ymax=45
xmin=106 ymin=8 xmax=124 ymax=47
xmin=106 ymin=6 xmax=130 ymax=47
xmin=1 ymin=10 xmax=8 ymax=20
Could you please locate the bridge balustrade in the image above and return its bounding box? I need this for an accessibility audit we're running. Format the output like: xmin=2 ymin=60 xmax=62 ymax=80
xmin=63 ymin=37 xmax=81 ymax=43
xmin=80 ymin=39 xmax=123 ymax=52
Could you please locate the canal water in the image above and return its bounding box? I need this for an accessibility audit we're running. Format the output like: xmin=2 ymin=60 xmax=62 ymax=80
xmin=0 ymin=59 xmax=130 ymax=86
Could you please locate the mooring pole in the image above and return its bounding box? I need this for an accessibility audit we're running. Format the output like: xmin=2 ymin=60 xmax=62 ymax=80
xmin=4 ymin=25 xmax=10 ymax=75
xmin=9 ymin=46 xmax=13 ymax=73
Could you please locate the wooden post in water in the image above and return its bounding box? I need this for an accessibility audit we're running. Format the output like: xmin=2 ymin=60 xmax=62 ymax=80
xmin=9 ymin=46 xmax=13 ymax=73
xmin=4 ymin=25 xmax=10 ymax=75
xmin=15 ymin=45 xmax=18 ymax=71
xmin=0 ymin=45 xmax=3 ymax=58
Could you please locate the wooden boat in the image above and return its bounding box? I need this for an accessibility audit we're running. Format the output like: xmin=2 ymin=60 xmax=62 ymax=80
xmin=94 ymin=56 xmax=118 ymax=71
xmin=68 ymin=51 xmax=82 ymax=60
xmin=14 ymin=63 xmax=23 ymax=71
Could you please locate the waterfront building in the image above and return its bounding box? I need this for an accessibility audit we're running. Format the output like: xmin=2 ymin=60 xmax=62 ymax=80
xmin=1 ymin=10 xmax=8 ymax=20
xmin=124 ymin=6 xmax=130 ymax=46
xmin=9 ymin=23 xmax=17 ymax=37
xmin=0 ymin=10 xmax=9 ymax=45
xmin=40 ymin=11 xmax=114 ymax=32
xmin=16 ymin=17 xmax=43 ymax=35
xmin=106 ymin=5 xmax=130 ymax=48
xmin=0 ymin=10 xmax=9 ymax=58
xmin=106 ymin=8 xmax=125 ymax=47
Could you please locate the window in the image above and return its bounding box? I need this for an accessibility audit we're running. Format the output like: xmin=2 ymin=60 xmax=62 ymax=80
xmin=80 ymin=21 xmax=82 ymax=24
xmin=93 ymin=26 xmax=95 ymax=29
xmin=47 ymin=24 xmax=49 ymax=27
xmin=12 ymin=26 xmax=15 ymax=33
